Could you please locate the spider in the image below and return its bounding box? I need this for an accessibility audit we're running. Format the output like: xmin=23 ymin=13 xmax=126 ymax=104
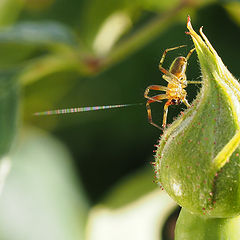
xmin=144 ymin=45 xmax=201 ymax=130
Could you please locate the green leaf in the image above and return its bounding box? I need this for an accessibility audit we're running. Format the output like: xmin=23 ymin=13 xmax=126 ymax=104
xmin=0 ymin=21 xmax=78 ymax=66
xmin=86 ymin=166 xmax=176 ymax=240
xmin=102 ymin=166 xmax=157 ymax=208
xmin=19 ymin=54 xmax=85 ymax=85
xmin=225 ymin=2 xmax=240 ymax=26
xmin=79 ymin=0 xmax=130 ymax=48
xmin=131 ymin=0 xmax=216 ymax=11
xmin=0 ymin=128 xmax=88 ymax=240
xmin=134 ymin=0 xmax=180 ymax=11
xmin=0 ymin=68 xmax=19 ymax=158
xmin=0 ymin=43 xmax=38 ymax=66
xmin=0 ymin=0 xmax=25 ymax=26
xmin=0 ymin=21 xmax=78 ymax=46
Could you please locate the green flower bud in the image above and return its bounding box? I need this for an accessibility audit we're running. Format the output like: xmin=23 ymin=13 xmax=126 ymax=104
xmin=154 ymin=17 xmax=240 ymax=218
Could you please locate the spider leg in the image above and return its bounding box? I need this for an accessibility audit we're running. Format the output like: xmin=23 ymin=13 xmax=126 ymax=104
xmin=162 ymin=100 xmax=172 ymax=129
xmin=187 ymin=81 xmax=202 ymax=84
xmin=159 ymin=66 xmax=181 ymax=84
xmin=159 ymin=45 xmax=186 ymax=68
xmin=182 ymin=98 xmax=191 ymax=108
xmin=144 ymin=85 xmax=168 ymax=102
xmin=186 ymin=48 xmax=195 ymax=60
xmin=158 ymin=45 xmax=187 ymax=84
xmin=146 ymin=94 xmax=168 ymax=130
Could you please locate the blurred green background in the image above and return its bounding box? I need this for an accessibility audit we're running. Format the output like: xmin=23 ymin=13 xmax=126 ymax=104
xmin=0 ymin=0 xmax=240 ymax=239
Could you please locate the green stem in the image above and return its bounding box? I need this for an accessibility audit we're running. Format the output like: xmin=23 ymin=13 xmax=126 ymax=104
xmin=175 ymin=208 xmax=240 ymax=240
xmin=101 ymin=2 xmax=188 ymax=70
xmin=20 ymin=1 xmax=195 ymax=81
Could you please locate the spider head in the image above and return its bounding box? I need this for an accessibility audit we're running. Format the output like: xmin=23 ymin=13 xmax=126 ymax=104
xmin=171 ymin=98 xmax=182 ymax=105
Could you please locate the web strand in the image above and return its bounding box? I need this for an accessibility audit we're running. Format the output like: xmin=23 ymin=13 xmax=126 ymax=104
xmin=34 ymin=103 xmax=143 ymax=116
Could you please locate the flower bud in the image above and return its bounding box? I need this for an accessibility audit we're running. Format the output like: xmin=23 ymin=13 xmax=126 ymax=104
xmin=155 ymin=17 xmax=240 ymax=217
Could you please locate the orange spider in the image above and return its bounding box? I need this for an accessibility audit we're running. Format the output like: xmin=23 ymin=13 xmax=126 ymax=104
xmin=144 ymin=45 xmax=201 ymax=129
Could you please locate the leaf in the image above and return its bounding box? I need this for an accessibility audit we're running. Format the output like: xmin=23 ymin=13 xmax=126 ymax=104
xmin=0 ymin=0 xmax=25 ymax=26
xmin=0 ymin=43 xmax=37 ymax=66
xmin=19 ymin=54 xmax=84 ymax=85
xmin=0 ymin=21 xmax=78 ymax=46
xmin=0 ymin=21 xmax=79 ymax=66
xmin=0 ymin=68 xmax=19 ymax=158
xmin=225 ymin=2 xmax=240 ymax=26
xmin=86 ymin=166 xmax=176 ymax=240
xmin=0 ymin=128 xmax=89 ymax=240
xmin=102 ymin=167 xmax=157 ymax=208
xmin=79 ymin=0 xmax=130 ymax=48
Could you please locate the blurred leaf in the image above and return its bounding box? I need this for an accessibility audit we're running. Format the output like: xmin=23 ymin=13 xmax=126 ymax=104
xmin=20 ymin=54 xmax=84 ymax=85
xmin=87 ymin=191 xmax=176 ymax=240
xmin=0 ymin=21 xmax=79 ymax=66
xmin=86 ymin=167 xmax=176 ymax=240
xmin=92 ymin=11 xmax=132 ymax=56
xmin=0 ymin=0 xmax=25 ymax=26
xmin=0 ymin=21 xmax=78 ymax=46
xmin=102 ymin=166 xmax=157 ymax=208
xmin=79 ymin=0 xmax=129 ymax=47
xmin=24 ymin=68 xmax=80 ymax=124
xmin=224 ymin=2 xmax=240 ymax=26
xmin=21 ymin=0 xmax=85 ymax=28
xmin=24 ymin=0 xmax=55 ymax=11
xmin=79 ymin=0 xmax=183 ymax=48
xmin=127 ymin=0 xmax=215 ymax=11
xmin=133 ymin=0 xmax=179 ymax=11
xmin=0 ymin=43 xmax=38 ymax=66
xmin=218 ymin=0 xmax=240 ymax=3
xmin=0 ymin=68 xmax=19 ymax=158
xmin=0 ymin=128 xmax=89 ymax=240
xmin=79 ymin=0 xmax=216 ymax=50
